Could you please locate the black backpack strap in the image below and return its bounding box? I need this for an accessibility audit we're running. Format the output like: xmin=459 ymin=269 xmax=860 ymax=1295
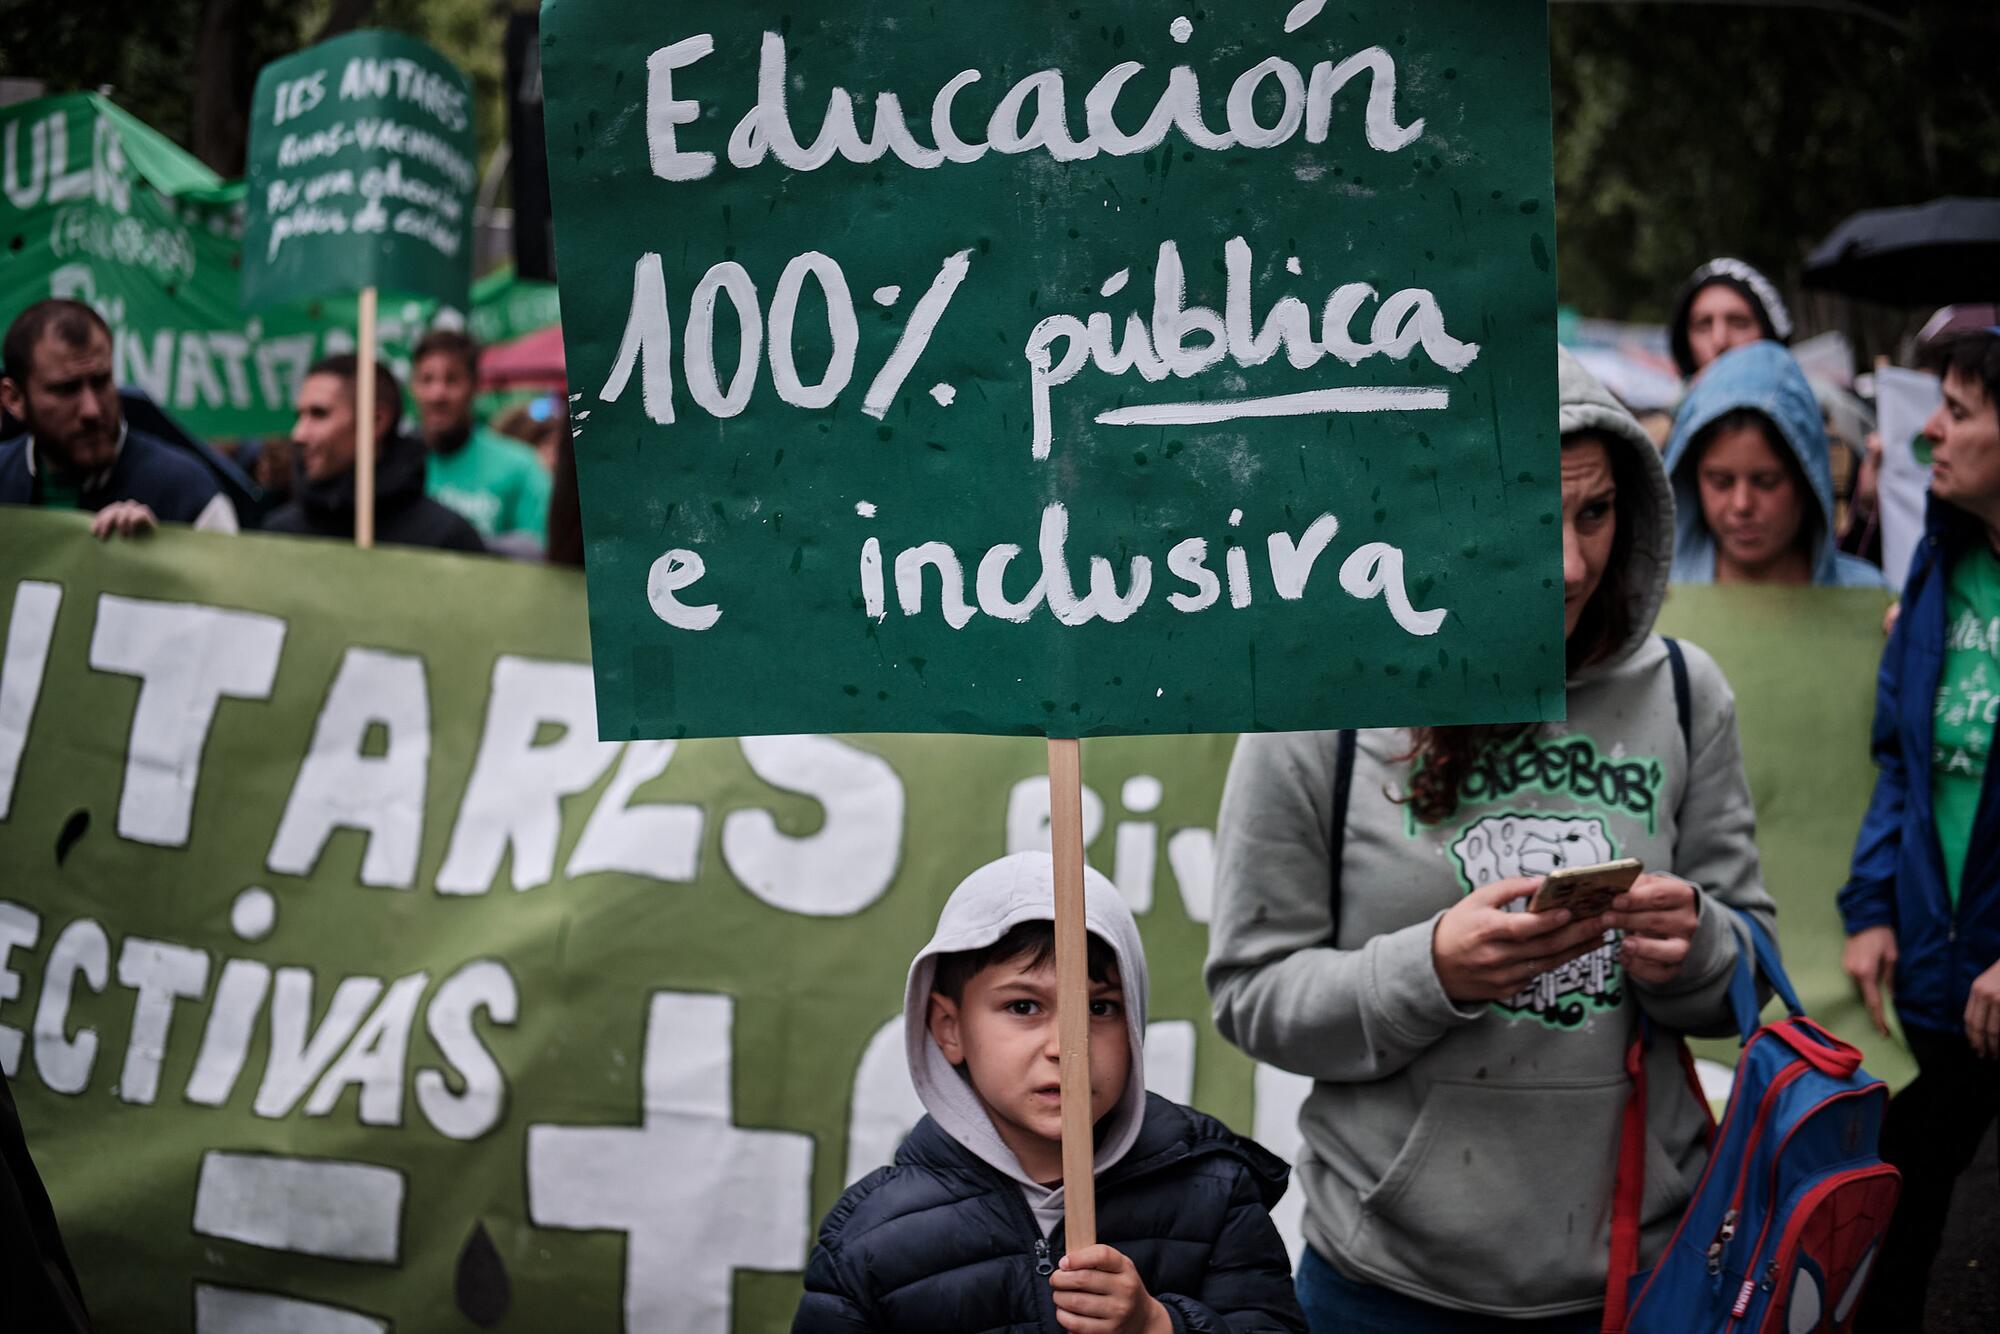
xmin=1662 ymin=636 xmax=1692 ymax=758
xmin=1327 ymin=729 xmax=1357 ymax=941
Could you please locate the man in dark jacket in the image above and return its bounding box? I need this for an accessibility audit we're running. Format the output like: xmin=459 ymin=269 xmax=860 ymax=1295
xmin=1839 ymin=328 xmax=2000 ymax=1328
xmin=795 ymin=853 xmax=1303 ymax=1333
xmin=0 ymin=299 xmax=236 ymax=537
xmin=262 ymin=354 xmax=483 ymax=553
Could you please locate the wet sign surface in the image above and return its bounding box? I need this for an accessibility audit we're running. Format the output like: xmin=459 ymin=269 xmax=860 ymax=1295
xmin=541 ymin=0 xmax=1562 ymax=739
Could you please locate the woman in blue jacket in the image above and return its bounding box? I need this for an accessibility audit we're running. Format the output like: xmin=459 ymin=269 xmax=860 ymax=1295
xmin=1838 ymin=330 xmax=2000 ymax=1326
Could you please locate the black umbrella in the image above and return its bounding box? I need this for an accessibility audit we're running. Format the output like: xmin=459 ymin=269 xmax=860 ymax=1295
xmin=1803 ymin=196 xmax=2000 ymax=306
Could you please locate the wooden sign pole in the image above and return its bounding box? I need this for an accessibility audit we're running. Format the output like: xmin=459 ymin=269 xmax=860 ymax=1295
xmin=1046 ymin=735 xmax=1096 ymax=1250
xmin=354 ymin=285 xmax=379 ymax=549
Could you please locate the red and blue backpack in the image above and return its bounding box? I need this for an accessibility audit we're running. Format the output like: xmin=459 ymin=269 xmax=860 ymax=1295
xmin=1605 ymin=914 xmax=1901 ymax=1333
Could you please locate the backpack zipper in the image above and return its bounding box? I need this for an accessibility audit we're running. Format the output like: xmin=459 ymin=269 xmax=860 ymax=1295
xmin=1721 ymin=1088 xmax=1884 ymax=1331
xmin=1726 ymin=1162 xmax=1898 ymax=1327
xmin=1627 ymin=1031 xmax=1793 ymax=1315
xmin=1709 ymin=1053 xmax=1812 ymax=1272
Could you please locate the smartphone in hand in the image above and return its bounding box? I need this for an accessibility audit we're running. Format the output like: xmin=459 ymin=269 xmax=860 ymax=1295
xmin=1527 ymin=858 xmax=1642 ymax=918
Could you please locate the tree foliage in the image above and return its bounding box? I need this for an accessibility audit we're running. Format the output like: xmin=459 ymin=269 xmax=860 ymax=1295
xmin=7 ymin=0 xmax=1997 ymax=328
xmin=1551 ymin=0 xmax=2000 ymax=323
xmin=1 ymin=0 xmax=512 ymax=177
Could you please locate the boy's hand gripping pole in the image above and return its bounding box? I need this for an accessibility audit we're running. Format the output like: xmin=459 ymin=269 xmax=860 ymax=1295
xmin=1046 ymin=737 xmax=1097 ymax=1249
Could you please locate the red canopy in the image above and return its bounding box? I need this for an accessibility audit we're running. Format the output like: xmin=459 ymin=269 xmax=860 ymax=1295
xmin=479 ymin=324 xmax=567 ymax=391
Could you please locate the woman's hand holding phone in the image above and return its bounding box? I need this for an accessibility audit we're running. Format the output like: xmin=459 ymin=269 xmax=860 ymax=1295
xmin=1605 ymin=875 xmax=1701 ymax=985
xmin=1432 ymin=876 xmax=1619 ymax=1003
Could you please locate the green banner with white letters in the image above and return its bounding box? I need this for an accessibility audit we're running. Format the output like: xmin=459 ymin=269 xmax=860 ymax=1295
xmin=0 ymin=513 xmax=1261 ymax=1334
xmin=0 ymin=514 xmax=1908 ymax=1332
xmin=542 ymin=0 xmax=1563 ymax=741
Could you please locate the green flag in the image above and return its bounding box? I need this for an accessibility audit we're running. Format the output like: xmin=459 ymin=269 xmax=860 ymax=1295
xmin=469 ymin=263 xmax=561 ymax=347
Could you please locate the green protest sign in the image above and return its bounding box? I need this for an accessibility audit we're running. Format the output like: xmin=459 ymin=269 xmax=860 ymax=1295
xmin=0 ymin=93 xmax=465 ymax=441
xmin=241 ymin=29 xmax=476 ymax=314
xmin=542 ymin=0 xmax=1561 ymax=741
xmin=0 ymin=516 xmax=1903 ymax=1331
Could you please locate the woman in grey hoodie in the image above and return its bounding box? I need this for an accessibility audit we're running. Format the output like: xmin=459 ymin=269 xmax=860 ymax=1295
xmin=1205 ymin=350 xmax=1778 ymax=1330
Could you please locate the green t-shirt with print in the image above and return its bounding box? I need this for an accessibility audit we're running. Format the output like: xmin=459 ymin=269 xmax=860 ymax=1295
xmin=1931 ymin=545 xmax=2000 ymax=906
xmin=425 ymin=425 xmax=552 ymax=544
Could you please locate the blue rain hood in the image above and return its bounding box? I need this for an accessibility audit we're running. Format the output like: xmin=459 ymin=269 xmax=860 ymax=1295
xmin=1662 ymin=341 xmax=1886 ymax=587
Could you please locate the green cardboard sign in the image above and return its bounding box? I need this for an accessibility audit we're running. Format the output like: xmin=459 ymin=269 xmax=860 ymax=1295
xmin=241 ymin=30 xmax=476 ymax=314
xmin=541 ymin=0 xmax=1563 ymax=741
xmin=0 ymin=516 xmax=1903 ymax=1331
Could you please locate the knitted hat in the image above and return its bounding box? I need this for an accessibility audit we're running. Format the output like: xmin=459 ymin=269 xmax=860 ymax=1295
xmin=1668 ymin=257 xmax=1794 ymax=378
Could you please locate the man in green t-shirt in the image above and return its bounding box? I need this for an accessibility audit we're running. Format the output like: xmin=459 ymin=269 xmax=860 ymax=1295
xmin=411 ymin=330 xmax=552 ymax=553
xmin=1840 ymin=329 xmax=2000 ymax=1326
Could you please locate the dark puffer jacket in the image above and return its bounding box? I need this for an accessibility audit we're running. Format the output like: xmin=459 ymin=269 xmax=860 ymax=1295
xmin=794 ymin=1094 xmax=1305 ymax=1333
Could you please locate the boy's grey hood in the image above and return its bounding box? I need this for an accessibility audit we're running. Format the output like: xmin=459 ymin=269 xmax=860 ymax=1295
xmin=1558 ymin=346 xmax=1675 ymax=677
xmin=1662 ymin=340 xmax=1885 ymax=588
xmin=904 ymin=851 xmax=1149 ymax=1195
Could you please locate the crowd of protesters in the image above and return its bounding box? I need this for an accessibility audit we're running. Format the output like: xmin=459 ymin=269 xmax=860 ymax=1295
xmin=0 ymin=297 xmax=575 ymax=563
xmin=3 ymin=266 xmax=1996 ymax=1332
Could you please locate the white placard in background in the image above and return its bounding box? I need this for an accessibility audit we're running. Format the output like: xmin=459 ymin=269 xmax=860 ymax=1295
xmin=1876 ymin=366 xmax=1943 ymax=591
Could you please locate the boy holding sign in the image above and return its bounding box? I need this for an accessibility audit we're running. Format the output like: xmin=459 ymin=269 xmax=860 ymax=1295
xmin=795 ymin=852 xmax=1303 ymax=1333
